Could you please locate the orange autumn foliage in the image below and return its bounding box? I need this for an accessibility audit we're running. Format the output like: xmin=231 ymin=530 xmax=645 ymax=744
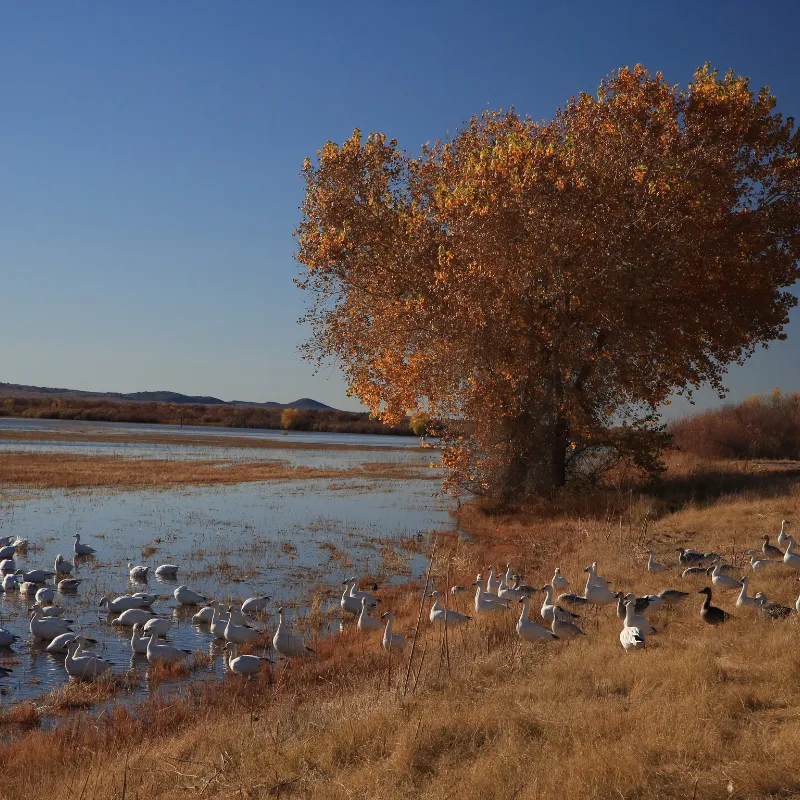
xmin=296 ymin=65 xmax=800 ymax=502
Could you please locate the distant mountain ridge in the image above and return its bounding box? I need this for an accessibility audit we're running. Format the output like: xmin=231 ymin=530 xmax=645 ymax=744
xmin=0 ymin=382 xmax=336 ymax=411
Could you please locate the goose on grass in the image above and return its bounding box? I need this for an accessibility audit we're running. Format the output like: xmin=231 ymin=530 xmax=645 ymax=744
xmin=647 ymin=552 xmax=667 ymax=573
xmin=429 ymin=591 xmax=471 ymax=626
xmin=699 ymin=587 xmax=733 ymax=625
xmin=551 ymin=607 xmax=586 ymax=640
xmin=225 ymin=642 xmax=272 ymax=676
xmin=381 ymin=612 xmax=407 ymax=653
xmin=517 ymin=596 xmax=557 ymax=642
xmin=761 ymin=535 xmax=784 ymax=559
xmin=542 ymin=584 xmax=580 ymax=621
xmin=357 ymin=596 xmax=382 ymax=632
xmin=273 ymin=607 xmax=314 ymax=658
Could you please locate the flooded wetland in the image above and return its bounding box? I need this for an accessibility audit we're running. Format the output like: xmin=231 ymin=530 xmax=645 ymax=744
xmin=0 ymin=418 xmax=450 ymax=718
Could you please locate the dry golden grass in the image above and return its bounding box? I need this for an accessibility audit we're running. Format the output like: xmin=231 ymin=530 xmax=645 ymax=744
xmin=0 ymin=451 xmax=430 ymax=489
xmin=0 ymin=459 xmax=799 ymax=799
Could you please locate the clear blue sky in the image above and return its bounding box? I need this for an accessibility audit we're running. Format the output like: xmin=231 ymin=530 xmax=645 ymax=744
xmin=1 ymin=0 xmax=798 ymax=415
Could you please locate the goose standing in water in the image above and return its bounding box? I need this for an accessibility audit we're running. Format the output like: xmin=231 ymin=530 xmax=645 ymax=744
xmin=551 ymin=568 xmax=569 ymax=592
xmin=761 ymin=535 xmax=784 ymax=559
xmin=130 ymin=624 xmax=150 ymax=655
xmin=143 ymin=617 xmax=172 ymax=638
xmin=429 ymin=591 xmax=471 ymax=626
xmin=699 ymin=587 xmax=733 ymax=625
xmin=0 ymin=545 xmax=14 ymax=561
xmin=225 ymin=642 xmax=271 ymax=676
xmin=0 ymin=625 xmax=17 ymax=647
xmin=65 ymin=640 xmax=111 ymax=680
xmin=100 ymin=595 xmax=150 ymax=612
xmin=341 ymin=581 xmax=366 ymax=615
xmin=357 ymin=596 xmax=382 ymax=632
xmin=46 ymin=632 xmax=97 ymax=655
xmin=155 ymin=564 xmax=179 ymax=578
xmin=35 ymin=586 xmax=55 ymax=605
xmin=110 ymin=608 xmax=155 ymax=627
xmin=174 ymin=586 xmax=207 ymax=605
xmin=2 ymin=574 xmax=19 ymax=591
xmin=192 ymin=603 xmax=217 ymax=624
xmin=209 ymin=603 xmax=231 ymax=640
xmin=29 ymin=607 xmax=73 ymax=641
xmin=58 ymin=578 xmax=82 ymax=593
xmin=30 ymin=601 xmax=65 ymax=618
xmin=381 ymin=612 xmax=407 ymax=652
xmin=73 ymin=534 xmax=95 ymax=556
xmin=273 ymin=607 xmax=314 ymax=658
xmin=0 ymin=559 xmax=15 ymax=574
xmin=347 ymin=578 xmax=379 ymax=606
xmin=551 ymin=607 xmax=586 ymax=639
xmin=647 ymin=552 xmax=667 ymax=573
xmin=54 ymin=554 xmax=73 ymax=575
xmin=15 ymin=568 xmax=55 ymax=583
xmin=517 ymin=597 xmax=557 ymax=642
xmin=224 ymin=606 xmax=259 ymax=644
xmin=241 ymin=595 xmax=271 ymax=614
xmin=128 ymin=563 xmax=150 ymax=582
xmin=146 ymin=633 xmax=190 ymax=664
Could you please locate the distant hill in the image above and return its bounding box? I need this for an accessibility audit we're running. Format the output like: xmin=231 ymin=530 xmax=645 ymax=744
xmin=0 ymin=382 xmax=336 ymax=411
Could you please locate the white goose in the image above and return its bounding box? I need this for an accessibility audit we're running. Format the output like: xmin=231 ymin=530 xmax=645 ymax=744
xmin=517 ymin=596 xmax=557 ymax=642
xmin=381 ymin=612 xmax=407 ymax=652
xmin=710 ymin=562 xmax=744 ymax=590
xmin=241 ymin=595 xmax=271 ymax=614
xmin=209 ymin=603 xmax=231 ymax=640
xmin=429 ymin=591 xmax=471 ymax=626
xmin=100 ymin=595 xmax=151 ymax=612
xmin=620 ymin=606 xmax=646 ymax=651
xmin=35 ymin=586 xmax=55 ymax=605
xmin=155 ymin=564 xmax=180 ymax=578
xmin=0 ymin=625 xmax=18 ymax=647
xmin=340 ymin=581 xmax=364 ymax=615
xmin=623 ymin=598 xmax=655 ymax=634
xmin=497 ymin=576 xmax=527 ymax=602
xmin=130 ymin=624 xmax=150 ymax=654
xmin=777 ymin=519 xmax=791 ymax=548
xmin=128 ymin=563 xmax=150 ymax=582
xmin=486 ymin=566 xmax=502 ymax=596
xmin=145 ymin=633 xmax=190 ymax=664
xmin=174 ymin=585 xmax=207 ymax=605
xmin=110 ymin=608 xmax=154 ymax=627
xmin=357 ymin=596 xmax=382 ymax=632
xmin=31 ymin=601 xmax=65 ymax=618
xmin=225 ymin=642 xmax=271 ymax=676
xmin=472 ymin=577 xmax=509 ymax=614
xmin=0 ymin=560 xmax=16 ymax=574
xmin=16 ymin=568 xmax=55 ymax=583
xmin=224 ymin=605 xmax=260 ymax=644
xmin=347 ymin=577 xmax=379 ymax=606
xmin=0 ymin=545 xmax=16 ymax=560
xmin=192 ymin=604 xmax=217 ymax=624
xmin=46 ymin=632 xmax=97 ymax=655
xmin=65 ymin=640 xmax=111 ymax=680
xmin=503 ymin=563 xmax=515 ymax=588
xmin=647 ymin=551 xmax=667 ymax=573
xmin=273 ymin=607 xmax=314 ymax=658
xmin=29 ymin=607 xmax=73 ymax=640
xmin=54 ymin=554 xmax=73 ymax=575
xmin=143 ymin=617 xmax=172 ymax=638
xmin=747 ymin=551 xmax=780 ymax=570
xmin=132 ymin=591 xmax=157 ymax=605
xmin=583 ymin=573 xmax=617 ymax=606
xmin=783 ymin=536 xmax=800 ymax=570
xmin=58 ymin=578 xmax=82 ymax=592
xmin=551 ymin=568 xmax=569 ymax=592
xmin=736 ymin=576 xmax=759 ymax=608
xmin=551 ymin=607 xmax=586 ymax=639
xmin=586 ymin=562 xmax=610 ymax=590
xmin=540 ymin=584 xmax=579 ymax=622
xmin=2 ymin=573 xmax=19 ymax=591
xmin=73 ymin=534 xmax=95 ymax=556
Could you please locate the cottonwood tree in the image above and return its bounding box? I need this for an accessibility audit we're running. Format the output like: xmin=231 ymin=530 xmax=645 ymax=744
xmin=296 ymin=65 xmax=800 ymax=503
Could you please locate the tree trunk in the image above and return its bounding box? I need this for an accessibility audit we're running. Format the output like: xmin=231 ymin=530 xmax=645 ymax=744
xmin=551 ymin=416 xmax=569 ymax=487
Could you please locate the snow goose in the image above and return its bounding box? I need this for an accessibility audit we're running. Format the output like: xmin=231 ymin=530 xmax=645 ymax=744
xmin=1 ymin=573 xmax=18 ymax=591
xmin=209 ymin=603 xmax=231 ymax=639
xmin=551 ymin=607 xmax=586 ymax=639
xmin=583 ymin=573 xmax=617 ymax=606
xmin=620 ymin=620 xmax=646 ymax=651
xmin=472 ymin=577 xmax=510 ymax=614
xmin=698 ymin=587 xmax=733 ymax=625
xmin=174 ymin=585 xmax=207 ymax=605
xmin=110 ymin=608 xmax=154 ymax=627
xmin=130 ymin=624 xmax=149 ymax=655
xmin=46 ymin=633 xmax=97 ymax=655
xmin=35 ymin=586 xmax=55 ymax=605
xmin=677 ymin=548 xmax=705 ymax=565
xmin=450 ymin=585 xmax=466 ymax=597
xmin=192 ymin=604 xmax=217 ymax=624
xmin=12 ymin=536 xmax=28 ymax=550
xmin=145 ymin=633 xmax=190 ymax=664
xmin=429 ymin=591 xmax=471 ymax=626
xmin=340 ymin=582 xmax=363 ymax=615
xmin=777 ymin=519 xmax=791 ymax=548
xmin=99 ymin=595 xmax=150 ymax=612
xmin=73 ymin=534 xmax=95 ymax=556
xmin=0 ymin=545 xmax=15 ymax=560
xmin=622 ymin=598 xmax=655 ymax=634
xmin=241 ymin=595 xmax=271 ymax=614
xmin=754 ymin=593 xmax=792 ymax=620
xmin=58 ymin=578 xmax=82 ymax=593
xmin=0 ymin=535 xmax=11 ymax=546
xmin=761 ymin=536 xmax=784 ymax=559
xmin=54 ymin=554 xmax=73 ymax=575
xmin=586 ymin=562 xmax=610 ymax=590
xmin=483 ymin=566 xmax=501 ymax=596
xmin=65 ymin=640 xmax=111 ymax=680
xmin=541 ymin=584 xmax=579 ymax=622
xmin=517 ymin=596 xmax=557 ymax=642
xmin=551 ymin=568 xmax=569 ymax=592
xmin=273 ymin=607 xmax=314 ymax=658
xmin=0 ymin=559 xmax=16 ymax=574
xmin=795 ymin=579 xmax=800 ymax=614
xmin=504 ymin=563 xmax=515 ymax=588
xmin=29 ymin=607 xmax=73 ymax=640
xmin=497 ymin=577 xmax=527 ymax=602
xmin=15 ymin=568 xmax=55 ymax=583
xmin=132 ymin=591 xmax=157 ymax=605
xmin=0 ymin=625 xmax=17 ymax=647
xmin=381 ymin=612 xmax=407 ymax=652
xmin=647 ymin=552 xmax=667 ymax=573
xmin=224 ymin=606 xmax=260 ymax=644
xmin=347 ymin=577 xmax=379 ymax=605
xmin=747 ymin=551 xmax=779 ymax=570
xmin=682 ymin=566 xmax=709 ymax=577
xmin=225 ymin=642 xmax=271 ymax=676
xmin=143 ymin=617 xmax=172 ymax=638
xmin=155 ymin=564 xmax=179 ymax=578
xmin=710 ymin=563 xmax=743 ymax=591
xmin=128 ymin=563 xmax=150 ymax=582
xmin=783 ymin=536 xmax=800 ymax=569
xmin=30 ymin=601 xmax=66 ymax=618
xmin=736 ymin=576 xmax=759 ymax=608
xmin=357 ymin=596 xmax=382 ymax=632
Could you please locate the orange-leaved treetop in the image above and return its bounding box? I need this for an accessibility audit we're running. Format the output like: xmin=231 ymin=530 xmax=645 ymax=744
xmin=295 ymin=65 xmax=800 ymax=503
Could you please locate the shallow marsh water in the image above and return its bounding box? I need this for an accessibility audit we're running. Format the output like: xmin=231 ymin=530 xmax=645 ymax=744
xmin=0 ymin=423 xmax=451 ymax=718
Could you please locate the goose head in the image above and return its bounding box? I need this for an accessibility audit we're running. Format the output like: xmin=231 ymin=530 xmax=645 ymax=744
xmin=428 ymin=591 xmax=442 ymax=600
xmin=224 ymin=642 xmax=238 ymax=655
xmin=698 ymin=587 xmax=713 ymax=597
xmin=99 ymin=596 xmax=111 ymax=608
xmin=381 ymin=611 xmax=394 ymax=620
xmin=541 ymin=584 xmax=553 ymax=593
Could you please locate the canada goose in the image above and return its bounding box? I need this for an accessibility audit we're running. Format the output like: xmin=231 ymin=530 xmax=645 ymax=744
xmin=761 ymin=536 xmax=784 ymax=559
xmin=429 ymin=591 xmax=471 ymax=626
xmin=517 ymin=596 xmax=557 ymax=642
xmin=273 ymin=607 xmax=314 ymax=657
xmin=381 ymin=612 xmax=407 ymax=652
xmin=699 ymin=587 xmax=733 ymax=625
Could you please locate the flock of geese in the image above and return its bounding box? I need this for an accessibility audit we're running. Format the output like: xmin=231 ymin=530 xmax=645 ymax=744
xmin=1 ymin=520 xmax=800 ymax=685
